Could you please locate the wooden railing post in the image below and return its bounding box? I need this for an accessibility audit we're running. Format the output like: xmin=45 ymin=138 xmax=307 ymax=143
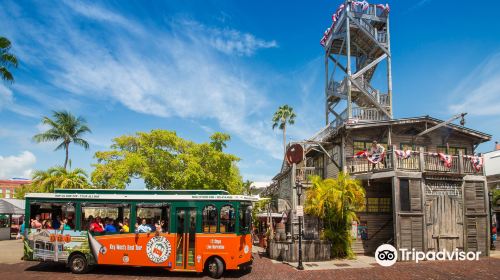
xmin=419 ymin=147 xmax=425 ymax=172
xmin=458 ymin=151 xmax=464 ymax=175
xmin=392 ymin=145 xmax=397 ymax=170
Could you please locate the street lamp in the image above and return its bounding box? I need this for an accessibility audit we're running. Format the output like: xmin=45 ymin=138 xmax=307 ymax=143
xmin=489 ymin=191 xmax=496 ymax=250
xmin=295 ymin=182 xmax=304 ymax=270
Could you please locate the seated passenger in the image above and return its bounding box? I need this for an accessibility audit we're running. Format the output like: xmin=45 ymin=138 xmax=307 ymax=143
xmin=60 ymin=218 xmax=71 ymax=231
xmin=31 ymin=215 xmax=42 ymax=229
xmin=52 ymin=215 xmax=61 ymax=230
xmin=104 ymin=219 xmax=117 ymax=233
xmin=118 ymin=220 xmax=129 ymax=233
xmin=42 ymin=220 xmax=53 ymax=229
xmin=89 ymin=216 xmax=104 ymax=233
xmin=135 ymin=219 xmax=151 ymax=233
xmin=154 ymin=220 xmax=163 ymax=234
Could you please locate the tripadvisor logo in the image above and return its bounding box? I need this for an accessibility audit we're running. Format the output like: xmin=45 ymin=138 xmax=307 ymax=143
xmin=375 ymin=244 xmax=482 ymax=267
xmin=146 ymin=236 xmax=172 ymax=264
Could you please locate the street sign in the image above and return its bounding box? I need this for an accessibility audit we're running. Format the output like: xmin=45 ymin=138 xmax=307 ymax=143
xmin=296 ymin=205 xmax=304 ymax=217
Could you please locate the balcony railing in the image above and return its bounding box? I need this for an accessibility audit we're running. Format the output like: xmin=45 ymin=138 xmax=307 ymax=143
xmin=296 ymin=167 xmax=324 ymax=183
xmin=345 ymin=147 xmax=484 ymax=176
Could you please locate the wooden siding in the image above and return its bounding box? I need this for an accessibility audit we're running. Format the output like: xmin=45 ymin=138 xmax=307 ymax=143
xmin=464 ymin=181 xmax=488 ymax=253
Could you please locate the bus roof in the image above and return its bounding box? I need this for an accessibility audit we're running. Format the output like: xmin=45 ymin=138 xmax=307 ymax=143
xmin=25 ymin=189 xmax=258 ymax=202
xmin=53 ymin=189 xmax=231 ymax=195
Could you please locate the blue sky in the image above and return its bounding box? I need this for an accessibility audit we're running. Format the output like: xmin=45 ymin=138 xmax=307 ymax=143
xmin=0 ymin=0 xmax=499 ymax=187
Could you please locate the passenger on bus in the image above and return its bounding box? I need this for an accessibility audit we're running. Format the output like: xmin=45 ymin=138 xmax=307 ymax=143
xmin=104 ymin=218 xmax=117 ymax=233
xmin=42 ymin=220 xmax=53 ymax=229
xmin=135 ymin=219 xmax=151 ymax=233
xmin=89 ymin=216 xmax=104 ymax=233
xmin=60 ymin=218 xmax=71 ymax=230
xmin=118 ymin=220 xmax=129 ymax=233
xmin=31 ymin=215 xmax=42 ymax=229
xmin=52 ymin=215 xmax=61 ymax=230
xmin=154 ymin=220 xmax=163 ymax=235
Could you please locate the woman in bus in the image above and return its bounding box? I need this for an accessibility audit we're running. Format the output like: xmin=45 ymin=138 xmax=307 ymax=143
xmin=89 ymin=216 xmax=104 ymax=233
xmin=104 ymin=218 xmax=117 ymax=233
xmin=42 ymin=220 xmax=53 ymax=229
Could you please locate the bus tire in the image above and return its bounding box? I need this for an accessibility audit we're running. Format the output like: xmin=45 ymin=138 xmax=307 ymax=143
xmin=206 ymin=257 xmax=224 ymax=279
xmin=69 ymin=254 xmax=88 ymax=274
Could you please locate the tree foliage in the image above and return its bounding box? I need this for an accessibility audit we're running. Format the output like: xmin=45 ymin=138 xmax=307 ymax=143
xmin=304 ymin=173 xmax=365 ymax=258
xmin=33 ymin=111 xmax=91 ymax=169
xmin=271 ymin=104 xmax=296 ymax=154
xmin=210 ymin=132 xmax=231 ymax=152
xmin=0 ymin=36 xmax=18 ymax=82
xmin=91 ymin=130 xmax=244 ymax=193
xmin=15 ymin=166 xmax=91 ymax=198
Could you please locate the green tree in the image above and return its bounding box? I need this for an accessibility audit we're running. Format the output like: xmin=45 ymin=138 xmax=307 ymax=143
xmin=91 ymin=129 xmax=244 ymax=193
xmin=304 ymin=173 xmax=365 ymax=258
xmin=0 ymin=36 xmax=18 ymax=82
xmin=15 ymin=166 xmax=91 ymax=198
xmin=242 ymin=180 xmax=253 ymax=195
xmin=272 ymin=104 xmax=296 ymax=155
xmin=33 ymin=111 xmax=91 ymax=169
xmin=210 ymin=132 xmax=231 ymax=151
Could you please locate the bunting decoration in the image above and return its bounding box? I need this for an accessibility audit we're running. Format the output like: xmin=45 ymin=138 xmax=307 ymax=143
xmin=465 ymin=155 xmax=483 ymax=172
xmin=354 ymin=150 xmax=385 ymax=163
xmin=428 ymin=152 xmax=453 ymax=168
xmin=395 ymin=149 xmax=414 ymax=159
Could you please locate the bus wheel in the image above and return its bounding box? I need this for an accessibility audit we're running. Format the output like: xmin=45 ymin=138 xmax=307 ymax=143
xmin=206 ymin=257 xmax=224 ymax=279
xmin=69 ymin=254 xmax=88 ymax=274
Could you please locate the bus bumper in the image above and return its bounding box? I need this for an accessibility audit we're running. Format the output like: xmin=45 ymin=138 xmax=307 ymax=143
xmin=238 ymin=257 xmax=253 ymax=271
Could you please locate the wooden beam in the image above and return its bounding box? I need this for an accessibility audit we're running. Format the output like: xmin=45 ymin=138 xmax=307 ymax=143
xmin=347 ymin=14 xmax=390 ymax=57
xmin=328 ymin=55 xmax=348 ymax=74
xmin=352 ymin=53 xmax=387 ymax=80
xmin=349 ymin=77 xmax=391 ymax=118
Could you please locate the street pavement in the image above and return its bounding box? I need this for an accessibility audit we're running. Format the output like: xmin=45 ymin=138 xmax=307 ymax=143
xmin=1 ymin=239 xmax=500 ymax=279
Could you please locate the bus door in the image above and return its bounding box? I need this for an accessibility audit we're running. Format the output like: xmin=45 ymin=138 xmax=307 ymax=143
xmin=175 ymin=208 xmax=196 ymax=270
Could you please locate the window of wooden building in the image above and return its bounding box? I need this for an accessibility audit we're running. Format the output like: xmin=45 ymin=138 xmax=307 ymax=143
xmin=363 ymin=197 xmax=392 ymax=213
xmin=400 ymin=179 xmax=411 ymax=212
xmin=437 ymin=146 xmax=467 ymax=155
xmin=399 ymin=143 xmax=426 ymax=151
xmin=353 ymin=141 xmax=388 ymax=153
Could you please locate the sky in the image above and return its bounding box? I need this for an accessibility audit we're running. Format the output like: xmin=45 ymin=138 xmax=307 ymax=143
xmin=0 ymin=0 xmax=499 ymax=188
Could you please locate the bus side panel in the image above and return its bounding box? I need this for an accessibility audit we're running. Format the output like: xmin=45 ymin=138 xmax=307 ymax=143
xmin=90 ymin=233 xmax=176 ymax=267
xmin=197 ymin=233 xmax=252 ymax=270
xmin=24 ymin=229 xmax=92 ymax=263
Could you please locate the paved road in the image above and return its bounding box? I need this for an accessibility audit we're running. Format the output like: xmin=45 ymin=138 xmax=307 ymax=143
xmin=1 ymin=240 xmax=499 ymax=279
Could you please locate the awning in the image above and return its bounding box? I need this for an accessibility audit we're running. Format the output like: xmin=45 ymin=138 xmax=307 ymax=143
xmin=0 ymin=199 xmax=25 ymax=215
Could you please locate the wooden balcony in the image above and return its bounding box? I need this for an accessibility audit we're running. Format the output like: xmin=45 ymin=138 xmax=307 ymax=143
xmin=296 ymin=167 xmax=324 ymax=185
xmin=346 ymin=147 xmax=485 ymax=176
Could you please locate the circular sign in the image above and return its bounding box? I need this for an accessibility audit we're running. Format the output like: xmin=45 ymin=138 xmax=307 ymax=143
xmin=286 ymin=144 xmax=304 ymax=164
xmin=146 ymin=236 xmax=172 ymax=264
xmin=375 ymin=244 xmax=397 ymax=267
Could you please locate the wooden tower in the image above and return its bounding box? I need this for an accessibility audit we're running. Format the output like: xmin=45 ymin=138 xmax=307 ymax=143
xmin=322 ymin=0 xmax=392 ymax=126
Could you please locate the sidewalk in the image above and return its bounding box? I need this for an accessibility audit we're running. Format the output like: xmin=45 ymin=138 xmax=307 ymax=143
xmin=0 ymin=239 xmax=24 ymax=264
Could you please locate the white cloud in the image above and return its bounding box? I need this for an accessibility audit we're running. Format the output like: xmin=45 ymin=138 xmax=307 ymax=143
xmin=0 ymin=1 xmax=283 ymax=159
xmin=449 ymin=53 xmax=500 ymax=116
xmin=0 ymin=151 xmax=36 ymax=179
xmin=0 ymin=84 xmax=13 ymax=109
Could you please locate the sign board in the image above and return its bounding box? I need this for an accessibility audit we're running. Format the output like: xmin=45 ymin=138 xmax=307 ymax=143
xmin=296 ymin=205 xmax=304 ymax=217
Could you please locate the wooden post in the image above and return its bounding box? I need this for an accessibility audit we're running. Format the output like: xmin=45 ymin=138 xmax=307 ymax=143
xmin=419 ymin=147 xmax=425 ymax=172
xmin=341 ymin=135 xmax=347 ymax=173
xmin=392 ymin=176 xmax=400 ymax=251
xmin=346 ymin=5 xmax=352 ymax=119
xmin=458 ymin=151 xmax=464 ymax=174
xmin=392 ymin=145 xmax=397 ymax=170
xmin=386 ymin=14 xmax=393 ymax=118
xmin=325 ymin=53 xmax=329 ymax=125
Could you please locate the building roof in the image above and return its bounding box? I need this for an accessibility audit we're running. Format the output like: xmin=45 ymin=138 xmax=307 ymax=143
xmin=0 ymin=199 xmax=25 ymax=215
xmin=0 ymin=179 xmax=32 ymax=185
xmin=311 ymin=115 xmax=491 ymax=143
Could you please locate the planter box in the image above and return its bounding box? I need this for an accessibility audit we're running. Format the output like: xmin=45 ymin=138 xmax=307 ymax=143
xmin=268 ymin=239 xmax=331 ymax=262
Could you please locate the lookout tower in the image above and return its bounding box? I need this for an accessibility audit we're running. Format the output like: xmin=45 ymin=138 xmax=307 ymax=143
xmin=321 ymin=0 xmax=392 ymax=126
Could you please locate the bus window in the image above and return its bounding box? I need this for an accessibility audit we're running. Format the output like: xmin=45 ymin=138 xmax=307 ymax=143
xmin=28 ymin=202 xmax=75 ymax=230
xmin=81 ymin=203 xmax=130 ymax=234
xmin=220 ymin=205 xmax=235 ymax=233
xmin=239 ymin=204 xmax=252 ymax=233
xmin=135 ymin=204 xmax=169 ymax=233
xmin=202 ymin=205 xmax=217 ymax=233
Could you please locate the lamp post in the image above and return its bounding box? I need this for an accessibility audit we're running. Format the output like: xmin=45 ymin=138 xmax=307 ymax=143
xmin=295 ymin=182 xmax=304 ymax=270
xmin=489 ymin=191 xmax=496 ymax=250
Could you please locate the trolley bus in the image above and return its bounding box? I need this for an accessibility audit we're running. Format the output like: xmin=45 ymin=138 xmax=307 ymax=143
xmin=23 ymin=189 xmax=256 ymax=278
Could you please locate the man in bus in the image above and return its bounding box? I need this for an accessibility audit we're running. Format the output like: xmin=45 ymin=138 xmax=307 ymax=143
xmin=31 ymin=215 xmax=42 ymax=229
xmin=135 ymin=218 xmax=152 ymax=233
xmin=104 ymin=218 xmax=117 ymax=233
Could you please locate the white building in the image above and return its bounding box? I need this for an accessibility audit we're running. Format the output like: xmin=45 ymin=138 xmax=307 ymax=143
xmin=484 ymin=142 xmax=500 ymax=191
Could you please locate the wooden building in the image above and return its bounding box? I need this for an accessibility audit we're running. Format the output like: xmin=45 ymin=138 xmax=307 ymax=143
xmin=267 ymin=0 xmax=492 ymax=260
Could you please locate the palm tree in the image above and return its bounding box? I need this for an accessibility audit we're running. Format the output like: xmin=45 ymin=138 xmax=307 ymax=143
xmin=31 ymin=166 xmax=90 ymax=193
xmin=304 ymin=173 xmax=365 ymax=258
xmin=0 ymin=37 xmax=18 ymax=82
xmin=210 ymin=132 xmax=231 ymax=152
xmin=33 ymin=111 xmax=91 ymax=169
xmin=272 ymin=105 xmax=296 ymax=155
